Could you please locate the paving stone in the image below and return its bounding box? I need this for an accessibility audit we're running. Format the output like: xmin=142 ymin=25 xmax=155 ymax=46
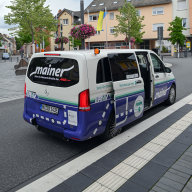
xmin=176 ymin=159 xmax=192 ymax=170
xmin=168 ymin=168 xmax=190 ymax=179
xmin=81 ymin=164 xmax=108 ymax=181
xmin=163 ymin=171 xmax=189 ymax=185
xmin=175 ymin=131 xmax=192 ymax=146
xmin=156 ymin=182 xmax=181 ymax=192
xmin=172 ymin=164 xmax=192 ymax=175
xmin=116 ymin=180 xmax=148 ymax=192
xmin=187 ymin=146 xmax=192 ymax=153
xmin=152 ymin=186 xmax=170 ymax=192
xmin=105 ymin=148 xmax=132 ymax=164
xmin=129 ymin=161 xmax=168 ymax=190
xmin=158 ymin=177 xmax=184 ymax=191
xmin=119 ymin=136 xmax=149 ymax=154
xmin=175 ymin=161 xmax=192 ymax=171
xmin=152 ymin=141 xmax=188 ymax=168
xmin=182 ymin=179 xmax=192 ymax=192
xmin=63 ymin=173 xmax=94 ymax=192
xmin=184 ymin=152 xmax=192 ymax=158
xmin=181 ymin=152 xmax=192 ymax=162
xmin=49 ymin=182 xmax=73 ymax=192
xmin=92 ymin=154 xmax=123 ymax=172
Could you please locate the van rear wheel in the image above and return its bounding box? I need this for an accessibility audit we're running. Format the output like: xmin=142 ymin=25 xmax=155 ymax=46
xmin=101 ymin=112 xmax=121 ymax=140
xmin=165 ymin=85 xmax=176 ymax=105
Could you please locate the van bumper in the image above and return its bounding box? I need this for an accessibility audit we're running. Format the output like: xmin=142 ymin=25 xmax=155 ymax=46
xmin=23 ymin=112 xmax=90 ymax=141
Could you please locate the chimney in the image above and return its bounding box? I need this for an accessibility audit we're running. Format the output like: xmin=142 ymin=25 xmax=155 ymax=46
xmin=58 ymin=9 xmax=62 ymax=13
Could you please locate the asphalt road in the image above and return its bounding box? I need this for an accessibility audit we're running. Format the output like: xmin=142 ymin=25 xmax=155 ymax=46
xmin=0 ymin=56 xmax=192 ymax=192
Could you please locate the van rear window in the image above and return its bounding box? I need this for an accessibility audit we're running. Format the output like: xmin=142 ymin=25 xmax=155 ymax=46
xmin=27 ymin=57 xmax=79 ymax=87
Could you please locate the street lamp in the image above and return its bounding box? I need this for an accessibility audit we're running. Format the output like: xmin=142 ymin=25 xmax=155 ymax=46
xmin=80 ymin=0 xmax=85 ymax=49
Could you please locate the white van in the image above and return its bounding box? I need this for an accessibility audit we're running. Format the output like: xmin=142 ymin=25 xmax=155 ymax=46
xmin=23 ymin=49 xmax=176 ymax=141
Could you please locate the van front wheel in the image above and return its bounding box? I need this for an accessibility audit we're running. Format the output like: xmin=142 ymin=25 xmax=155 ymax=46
xmin=101 ymin=112 xmax=121 ymax=140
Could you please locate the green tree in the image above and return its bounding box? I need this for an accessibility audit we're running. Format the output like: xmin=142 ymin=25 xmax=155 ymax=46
xmin=69 ymin=36 xmax=81 ymax=49
xmin=168 ymin=16 xmax=186 ymax=58
xmin=114 ymin=1 xmax=145 ymax=48
xmin=4 ymin=0 xmax=56 ymax=53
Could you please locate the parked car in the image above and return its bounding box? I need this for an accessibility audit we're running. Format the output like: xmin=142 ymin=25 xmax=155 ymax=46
xmin=2 ymin=53 xmax=10 ymax=60
xmin=23 ymin=49 xmax=176 ymax=141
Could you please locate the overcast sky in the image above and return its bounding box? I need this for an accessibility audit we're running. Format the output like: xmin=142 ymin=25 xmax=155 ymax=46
xmin=0 ymin=0 xmax=92 ymax=36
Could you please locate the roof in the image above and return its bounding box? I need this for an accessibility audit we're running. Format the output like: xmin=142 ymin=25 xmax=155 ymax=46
xmin=35 ymin=49 xmax=152 ymax=59
xmin=85 ymin=0 xmax=172 ymax=13
xmin=57 ymin=8 xmax=80 ymax=18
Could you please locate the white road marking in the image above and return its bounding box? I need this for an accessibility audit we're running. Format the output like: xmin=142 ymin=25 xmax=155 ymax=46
xmin=16 ymin=93 xmax=192 ymax=192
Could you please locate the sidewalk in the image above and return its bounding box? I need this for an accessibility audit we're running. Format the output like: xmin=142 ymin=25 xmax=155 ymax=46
xmin=49 ymin=103 xmax=192 ymax=192
xmin=0 ymin=59 xmax=25 ymax=99
xmin=15 ymin=94 xmax=192 ymax=192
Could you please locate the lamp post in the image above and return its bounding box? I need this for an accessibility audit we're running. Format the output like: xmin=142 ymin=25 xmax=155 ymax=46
xmin=80 ymin=0 xmax=85 ymax=49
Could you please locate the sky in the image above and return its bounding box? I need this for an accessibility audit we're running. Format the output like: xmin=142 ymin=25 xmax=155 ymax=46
xmin=0 ymin=0 xmax=92 ymax=36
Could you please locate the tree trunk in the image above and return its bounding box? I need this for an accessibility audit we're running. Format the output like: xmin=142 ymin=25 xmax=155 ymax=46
xmin=177 ymin=43 xmax=180 ymax=58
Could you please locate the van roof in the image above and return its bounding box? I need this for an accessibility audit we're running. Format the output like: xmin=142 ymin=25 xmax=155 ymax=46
xmin=33 ymin=49 xmax=152 ymax=59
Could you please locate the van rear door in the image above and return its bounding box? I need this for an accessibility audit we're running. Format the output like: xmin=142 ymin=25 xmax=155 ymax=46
xmin=108 ymin=53 xmax=145 ymax=128
xmin=25 ymin=53 xmax=88 ymax=131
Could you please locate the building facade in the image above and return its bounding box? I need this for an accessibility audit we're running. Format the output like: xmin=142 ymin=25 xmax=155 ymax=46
xmin=54 ymin=9 xmax=80 ymax=51
xmin=84 ymin=0 xmax=172 ymax=50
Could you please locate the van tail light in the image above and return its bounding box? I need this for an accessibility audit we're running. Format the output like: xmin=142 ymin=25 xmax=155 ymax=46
xmin=24 ymin=83 xmax=26 ymax=98
xmin=79 ymin=89 xmax=90 ymax=112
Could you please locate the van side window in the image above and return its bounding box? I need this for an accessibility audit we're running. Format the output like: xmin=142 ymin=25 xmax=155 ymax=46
xmin=150 ymin=53 xmax=165 ymax=73
xmin=109 ymin=53 xmax=139 ymax=82
xmin=96 ymin=58 xmax=112 ymax=84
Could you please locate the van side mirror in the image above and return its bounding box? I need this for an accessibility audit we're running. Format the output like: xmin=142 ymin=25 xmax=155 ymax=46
xmin=165 ymin=67 xmax=171 ymax=73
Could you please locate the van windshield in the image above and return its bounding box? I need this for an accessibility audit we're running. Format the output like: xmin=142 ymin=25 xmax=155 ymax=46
xmin=27 ymin=57 xmax=79 ymax=87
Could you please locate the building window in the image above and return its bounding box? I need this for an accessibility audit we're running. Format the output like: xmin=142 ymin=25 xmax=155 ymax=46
xmin=137 ymin=10 xmax=141 ymax=16
xmin=60 ymin=24 xmax=63 ymax=31
xmin=152 ymin=7 xmax=164 ymax=15
xmin=63 ymin=19 xmax=68 ymax=25
xmin=153 ymin=23 xmax=164 ymax=31
xmin=182 ymin=18 xmax=187 ymax=27
xmin=110 ymin=27 xmax=115 ymax=34
xmin=177 ymin=0 xmax=187 ymax=10
xmin=89 ymin=15 xmax=98 ymax=21
xmin=110 ymin=12 xmax=114 ymax=20
xmin=60 ymin=32 xmax=62 ymax=37
xmin=96 ymin=31 xmax=100 ymax=35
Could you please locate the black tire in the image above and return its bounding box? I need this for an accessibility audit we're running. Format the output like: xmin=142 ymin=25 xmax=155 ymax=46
xmin=165 ymin=85 xmax=176 ymax=105
xmin=101 ymin=112 xmax=121 ymax=140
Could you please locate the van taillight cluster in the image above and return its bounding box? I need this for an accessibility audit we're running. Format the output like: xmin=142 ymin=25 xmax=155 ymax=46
xmin=78 ymin=89 xmax=90 ymax=111
xmin=24 ymin=83 xmax=26 ymax=98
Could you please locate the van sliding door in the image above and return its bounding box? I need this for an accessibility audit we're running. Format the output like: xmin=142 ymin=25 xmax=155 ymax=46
xmin=108 ymin=53 xmax=145 ymax=128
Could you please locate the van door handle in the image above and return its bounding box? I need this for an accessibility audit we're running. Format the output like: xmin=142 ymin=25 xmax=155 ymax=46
xmin=135 ymin=80 xmax=142 ymax=84
xmin=155 ymin=75 xmax=159 ymax=78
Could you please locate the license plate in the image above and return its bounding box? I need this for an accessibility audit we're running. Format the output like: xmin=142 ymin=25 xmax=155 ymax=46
xmin=41 ymin=104 xmax=59 ymax=115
